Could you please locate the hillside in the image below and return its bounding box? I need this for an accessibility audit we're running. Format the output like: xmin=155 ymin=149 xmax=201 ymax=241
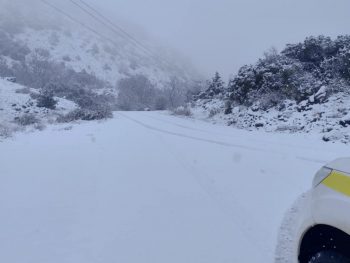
xmin=0 ymin=0 xmax=196 ymax=88
xmin=0 ymin=0 xmax=201 ymax=138
xmin=12 ymin=27 xmax=190 ymax=89
xmin=0 ymin=78 xmax=77 ymax=138
xmin=191 ymin=36 xmax=350 ymax=143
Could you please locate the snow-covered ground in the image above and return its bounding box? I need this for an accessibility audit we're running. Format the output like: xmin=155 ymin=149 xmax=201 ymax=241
xmin=1 ymin=111 xmax=349 ymax=263
xmin=13 ymin=27 xmax=192 ymax=89
xmin=191 ymin=90 xmax=350 ymax=144
xmin=0 ymin=78 xmax=77 ymax=137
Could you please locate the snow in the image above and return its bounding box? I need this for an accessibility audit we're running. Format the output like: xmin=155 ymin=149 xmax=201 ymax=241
xmin=192 ymin=91 xmax=350 ymax=143
xmin=14 ymin=28 xmax=186 ymax=89
xmin=0 ymin=78 xmax=77 ymax=137
xmin=315 ymin=85 xmax=327 ymax=99
xmin=1 ymin=111 xmax=349 ymax=263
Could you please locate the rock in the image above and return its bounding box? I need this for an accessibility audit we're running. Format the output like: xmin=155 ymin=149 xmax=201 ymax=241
xmin=322 ymin=136 xmax=331 ymax=142
xmin=306 ymin=86 xmax=327 ymax=106
xmin=323 ymin=127 xmax=333 ymax=133
xmin=308 ymin=95 xmax=315 ymax=103
xmin=315 ymin=86 xmax=327 ymax=102
xmin=297 ymin=100 xmax=312 ymax=112
xmin=340 ymin=119 xmax=350 ymax=127
xmin=2 ymin=77 xmax=17 ymax=83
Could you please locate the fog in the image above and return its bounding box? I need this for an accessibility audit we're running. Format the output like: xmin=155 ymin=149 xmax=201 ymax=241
xmin=2 ymin=0 xmax=350 ymax=79
xmin=89 ymin=0 xmax=350 ymax=79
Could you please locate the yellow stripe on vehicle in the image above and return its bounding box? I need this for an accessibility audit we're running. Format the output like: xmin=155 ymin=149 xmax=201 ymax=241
xmin=322 ymin=171 xmax=350 ymax=197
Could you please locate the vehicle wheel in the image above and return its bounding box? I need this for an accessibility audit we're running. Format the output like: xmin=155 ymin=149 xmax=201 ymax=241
xmin=309 ymin=251 xmax=350 ymax=263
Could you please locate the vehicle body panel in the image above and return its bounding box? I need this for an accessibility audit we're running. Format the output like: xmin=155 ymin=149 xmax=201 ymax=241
xmin=312 ymin=176 xmax=350 ymax=236
xmin=280 ymin=158 xmax=350 ymax=263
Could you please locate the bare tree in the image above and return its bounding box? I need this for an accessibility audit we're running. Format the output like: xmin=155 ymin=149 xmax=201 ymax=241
xmin=117 ymin=75 xmax=156 ymax=111
xmin=164 ymin=76 xmax=186 ymax=109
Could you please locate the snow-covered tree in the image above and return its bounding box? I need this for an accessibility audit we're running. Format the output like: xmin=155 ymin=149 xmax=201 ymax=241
xmin=195 ymin=72 xmax=226 ymax=100
xmin=207 ymin=72 xmax=225 ymax=96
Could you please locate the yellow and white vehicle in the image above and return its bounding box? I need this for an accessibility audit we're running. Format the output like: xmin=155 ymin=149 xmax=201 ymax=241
xmin=292 ymin=158 xmax=350 ymax=263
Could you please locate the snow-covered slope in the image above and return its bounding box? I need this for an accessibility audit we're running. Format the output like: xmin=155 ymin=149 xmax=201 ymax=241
xmin=1 ymin=111 xmax=349 ymax=263
xmin=0 ymin=0 xmax=198 ymax=89
xmin=190 ymin=35 xmax=350 ymax=144
xmin=0 ymin=2 xmax=201 ymax=136
xmin=0 ymin=78 xmax=76 ymax=137
xmin=14 ymin=27 xmax=182 ymax=88
xmin=191 ymin=90 xmax=350 ymax=144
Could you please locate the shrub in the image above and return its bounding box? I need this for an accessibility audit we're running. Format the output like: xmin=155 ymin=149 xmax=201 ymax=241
xmin=163 ymin=77 xmax=188 ymax=109
xmin=0 ymin=57 xmax=13 ymax=76
xmin=62 ymin=55 xmax=72 ymax=62
xmin=155 ymin=96 xmax=168 ymax=110
xmin=0 ymin=30 xmax=30 ymax=62
xmin=0 ymin=124 xmax=13 ymax=138
xmin=15 ymin=87 xmax=31 ymax=94
xmin=117 ymin=75 xmax=156 ymax=111
xmin=57 ymin=108 xmax=112 ymax=122
xmin=209 ymin=108 xmax=221 ymax=118
xmin=36 ymin=91 xmax=58 ymax=109
xmin=172 ymin=106 xmax=192 ymax=117
xmin=14 ymin=114 xmax=41 ymax=126
xmin=48 ymin=32 xmax=60 ymax=46
xmin=200 ymin=72 xmax=225 ymax=100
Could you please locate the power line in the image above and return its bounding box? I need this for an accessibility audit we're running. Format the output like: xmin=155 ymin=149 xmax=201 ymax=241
xmin=39 ymin=0 xmax=123 ymax=58
xmin=76 ymin=0 xmax=154 ymax=57
xmin=72 ymin=0 xmax=177 ymax=71
xmin=67 ymin=0 xmax=151 ymax=59
xmin=40 ymin=0 xmax=180 ymax=73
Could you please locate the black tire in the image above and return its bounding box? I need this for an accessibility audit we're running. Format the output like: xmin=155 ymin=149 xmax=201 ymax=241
xmin=309 ymin=251 xmax=350 ymax=263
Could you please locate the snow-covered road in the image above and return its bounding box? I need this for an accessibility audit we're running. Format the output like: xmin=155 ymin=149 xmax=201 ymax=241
xmin=1 ymin=112 xmax=349 ymax=263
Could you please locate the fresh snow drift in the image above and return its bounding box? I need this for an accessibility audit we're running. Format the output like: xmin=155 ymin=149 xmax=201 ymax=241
xmin=1 ymin=111 xmax=349 ymax=263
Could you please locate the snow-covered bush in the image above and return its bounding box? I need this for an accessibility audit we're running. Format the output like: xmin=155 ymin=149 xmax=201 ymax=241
xmin=15 ymin=87 xmax=31 ymax=94
xmin=0 ymin=30 xmax=30 ymax=62
xmin=0 ymin=38 xmax=113 ymax=115
xmin=0 ymin=124 xmax=13 ymax=138
xmin=10 ymin=55 xmax=114 ymax=114
xmin=172 ymin=106 xmax=192 ymax=117
xmin=14 ymin=113 xmax=41 ymax=126
xmin=209 ymin=108 xmax=221 ymax=118
xmin=0 ymin=57 xmax=13 ymax=76
xmin=227 ymin=53 xmax=321 ymax=106
xmin=57 ymin=108 xmax=112 ymax=122
xmin=193 ymin=35 xmax=350 ymax=114
xmin=194 ymin=72 xmax=225 ymax=100
xmin=189 ymin=35 xmax=350 ymax=143
xmin=36 ymin=90 xmax=58 ymax=110
xmin=282 ymin=36 xmax=337 ymax=66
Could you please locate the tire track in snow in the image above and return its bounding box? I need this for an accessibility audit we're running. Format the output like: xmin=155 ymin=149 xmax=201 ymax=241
xmin=118 ymin=112 xmax=328 ymax=165
xmin=118 ymin=112 xmax=328 ymax=261
xmin=153 ymin=130 xmax=273 ymax=259
xmin=143 ymin=113 xmax=340 ymax=156
xmin=118 ymin=113 xmax=285 ymax=154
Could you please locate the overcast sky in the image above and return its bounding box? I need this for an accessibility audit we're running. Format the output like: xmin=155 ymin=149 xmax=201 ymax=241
xmin=82 ymin=0 xmax=350 ymax=79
